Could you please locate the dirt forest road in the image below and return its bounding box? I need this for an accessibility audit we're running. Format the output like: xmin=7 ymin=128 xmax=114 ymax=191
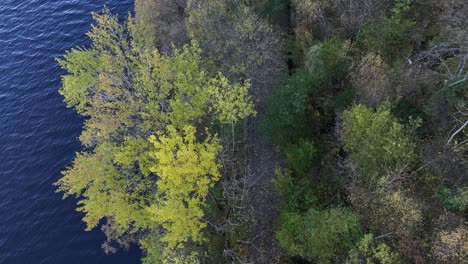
xmin=244 ymin=10 xmax=290 ymax=264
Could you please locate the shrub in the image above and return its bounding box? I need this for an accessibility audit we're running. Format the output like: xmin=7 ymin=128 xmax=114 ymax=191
xmin=285 ymin=139 xmax=317 ymax=175
xmin=305 ymin=38 xmax=352 ymax=129
xmin=358 ymin=16 xmax=414 ymax=63
xmin=349 ymin=186 xmax=423 ymax=240
xmin=347 ymin=234 xmax=402 ymax=264
xmin=342 ymin=104 xmax=418 ymax=183
xmin=264 ymin=38 xmax=352 ymax=145
xmin=274 ymin=169 xmax=318 ymax=213
xmin=250 ymin=0 xmax=288 ymax=21
xmin=277 ymin=207 xmax=361 ymax=263
xmin=305 ymin=37 xmax=351 ymax=89
xmin=391 ymin=96 xmax=426 ymax=126
xmin=426 ymin=75 xmax=467 ymax=130
xmin=186 ymin=0 xmax=283 ymax=82
xmin=135 ymin=0 xmax=188 ymax=51
xmin=263 ymin=70 xmax=315 ymax=145
xmin=292 ymin=0 xmax=391 ymax=38
xmin=334 ymin=89 xmax=354 ymax=111
xmin=432 ymin=225 xmax=468 ymax=263
xmin=351 ymin=53 xmax=392 ymax=107
xmin=435 ymin=186 xmax=468 ymax=212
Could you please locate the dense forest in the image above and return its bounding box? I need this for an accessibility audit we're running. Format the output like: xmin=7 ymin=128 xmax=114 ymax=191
xmin=56 ymin=0 xmax=467 ymax=263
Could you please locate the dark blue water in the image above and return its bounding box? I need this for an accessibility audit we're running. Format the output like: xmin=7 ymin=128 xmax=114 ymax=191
xmin=0 ymin=1 xmax=140 ymax=263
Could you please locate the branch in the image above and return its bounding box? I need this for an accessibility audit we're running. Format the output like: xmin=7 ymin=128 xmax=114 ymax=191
xmin=447 ymin=120 xmax=468 ymax=145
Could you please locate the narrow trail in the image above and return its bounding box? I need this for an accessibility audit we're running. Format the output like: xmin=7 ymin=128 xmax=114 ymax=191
xmin=244 ymin=2 xmax=292 ymax=262
xmin=244 ymin=84 xmax=284 ymax=262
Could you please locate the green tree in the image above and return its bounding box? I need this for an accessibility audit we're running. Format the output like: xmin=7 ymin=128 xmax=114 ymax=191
xmin=435 ymin=186 xmax=468 ymax=212
xmin=277 ymin=206 xmax=361 ymax=263
xmin=342 ymin=104 xmax=418 ymax=183
xmin=285 ymin=139 xmax=317 ymax=175
xmin=347 ymin=234 xmax=402 ymax=264
xmin=186 ymin=0 xmax=284 ymax=83
xmin=358 ymin=16 xmax=414 ymax=64
xmin=263 ymin=70 xmax=315 ymax=145
xmin=305 ymin=37 xmax=351 ymax=88
xmin=264 ymin=38 xmax=351 ymax=145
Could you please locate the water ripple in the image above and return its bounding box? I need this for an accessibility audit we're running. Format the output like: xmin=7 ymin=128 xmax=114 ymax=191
xmin=0 ymin=1 xmax=140 ymax=263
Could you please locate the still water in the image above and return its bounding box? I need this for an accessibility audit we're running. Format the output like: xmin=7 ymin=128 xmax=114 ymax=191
xmin=0 ymin=1 xmax=140 ymax=263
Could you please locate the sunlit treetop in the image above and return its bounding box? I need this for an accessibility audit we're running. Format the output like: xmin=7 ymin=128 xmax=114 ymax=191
xmin=55 ymin=8 xmax=255 ymax=262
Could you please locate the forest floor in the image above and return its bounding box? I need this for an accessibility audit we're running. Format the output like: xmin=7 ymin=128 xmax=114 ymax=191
xmin=244 ymin=6 xmax=291 ymax=263
xmin=244 ymin=83 xmax=284 ymax=263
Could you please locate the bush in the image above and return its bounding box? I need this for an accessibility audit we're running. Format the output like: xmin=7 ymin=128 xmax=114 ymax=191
xmin=277 ymin=207 xmax=362 ymax=263
xmin=349 ymin=186 xmax=423 ymax=240
xmin=426 ymin=77 xmax=467 ymax=130
xmin=334 ymin=89 xmax=354 ymax=111
xmin=264 ymin=38 xmax=352 ymax=145
xmin=435 ymin=186 xmax=468 ymax=212
xmin=351 ymin=53 xmax=392 ymax=107
xmin=305 ymin=38 xmax=352 ymax=129
xmin=292 ymin=0 xmax=391 ymax=38
xmin=305 ymin=37 xmax=351 ymax=89
xmin=391 ymin=96 xmax=426 ymax=125
xmin=342 ymin=104 xmax=418 ymax=183
xmin=274 ymin=169 xmax=318 ymax=213
xmin=249 ymin=0 xmax=288 ymax=21
xmin=347 ymin=234 xmax=402 ymax=264
xmin=358 ymin=16 xmax=414 ymax=63
xmin=285 ymin=139 xmax=317 ymax=175
xmin=263 ymin=70 xmax=315 ymax=145
xmin=432 ymin=225 xmax=468 ymax=263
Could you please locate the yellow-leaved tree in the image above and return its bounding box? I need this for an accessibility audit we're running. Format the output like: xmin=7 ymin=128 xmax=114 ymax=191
xmin=149 ymin=126 xmax=221 ymax=250
xmin=55 ymin=8 xmax=255 ymax=263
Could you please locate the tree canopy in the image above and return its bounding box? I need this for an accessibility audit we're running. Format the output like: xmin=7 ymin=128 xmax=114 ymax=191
xmin=55 ymin=8 xmax=254 ymax=262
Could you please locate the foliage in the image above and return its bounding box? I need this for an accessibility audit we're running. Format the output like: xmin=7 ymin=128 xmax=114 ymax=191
xmin=347 ymin=234 xmax=402 ymax=264
xmin=274 ymin=169 xmax=318 ymax=212
xmin=351 ymin=53 xmax=392 ymax=107
xmin=292 ymin=0 xmax=391 ymax=38
xmin=285 ymin=139 xmax=316 ymax=175
xmin=342 ymin=104 xmax=418 ymax=183
xmin=305 ymin=37 xmax=350 ymax=89
xmin=55 ymin=0 xmax=468 ymax=262
xmin=245 ymin=0 xmax=289 ymax=22
xmin=56 ymin=142 xmax=152 ymax=233
xmin=426 ymin=74 xmax=467 ymax=129
xmin=264 ymin=38 xmax=350 ymax=145
xmin=134 ymin=0 xmax=188 ymax=51
xmin=56 ymin=9 xmax=254 ymax=262
xmin=391 ymin=96 xmax=426 ymax=126
xmin=334 ymin=89 xmax=354 ymax=111
xmin=391 ymin=0 xmax=413 ymax=18
xmin=435 ymin=186 xmax=468 ymax=212
xmin=208 ymin=75 xmax=255 ymax=123
xmin=277 ymin=206 xmax=361 ymax=263
xmin=349 ymin=186 xmax=423 ymax=240
xmin=186 ymin=0 xmax=284 ymax=82
xmin=148 ymin=126 xmax=221 ymax=250
xmin=263 ymin=70 xmax=315 ymax=145
xmin=358 ymin=15 xmax=414 ymax=63
xmin=432 ymin=225 xmax=468 ymax=263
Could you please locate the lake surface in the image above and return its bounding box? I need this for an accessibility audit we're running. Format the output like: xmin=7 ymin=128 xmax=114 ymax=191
xmin=0 ymin=1 xmax=141 ymax=263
